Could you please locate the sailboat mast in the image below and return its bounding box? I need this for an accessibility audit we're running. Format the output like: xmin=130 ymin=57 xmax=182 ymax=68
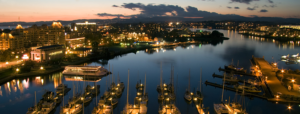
xmin=35 ymin=91 xmax=36 ymax=107
xmin=188 ymin=69 xmax=190 ymax=92
xmin=63 ymin=85 xmax=64 ymax=107
xmin=83 ymin=75 xmax=85 ymax=114
xmin=237 ymin=60 xmax=239 ymax=67
xmin=127 ymin=69 xmax=130 ymax=111
xmin=109 ymin=64 xmax=110 ymax=85
xmin=221 ymin=73 xmax=226 ymax=102
xmin=73 ymin=82 xmax=75 ymax=97
xmin=144 ymin=73 xmax=146 ymax=95
xmin=160 ymin=63 xmax=163 ymax=94
xmin=112 ymin=65 xmax=114 ymax=84
xmin=200 ymin=68 xmax=202 ymax=93
xmin=95 ymin=82 xmax=97 ymax=105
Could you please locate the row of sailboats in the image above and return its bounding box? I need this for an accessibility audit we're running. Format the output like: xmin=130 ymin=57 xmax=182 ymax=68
xmin=92 ymin=65 xmax=125 ymax=114
xmin=158 ymin=65 xmax=180 ymax=114
xmin=121 ymin=70 xmax=148 ymax=114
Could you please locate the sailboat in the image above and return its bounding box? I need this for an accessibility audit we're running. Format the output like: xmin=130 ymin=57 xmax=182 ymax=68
xmin=228 ymin=81 xmax=248 ymax=114
xmin=115 ymin=73 xmax=125 ymax=97
xmin=225 ymin=60 xmax=246 ymax=73
xmin=142 ymin=73 xmax=148 ymax=102
xmin=184 ymin=69 xmax=192 ymax=101
xmin=214 ymin=72 xmax=230 ymax=114
xmin=27 ymin=91 xmax=39 ymax=114
xmin=158 ymin=63 xmax=164 ymax=101
xmin=193 ymin=68 xmax=203 ymax=102
xmin=168 ymin=66 xmax=176 ymax=100
xmin=92 ymin=98 xmax=112 ymax=114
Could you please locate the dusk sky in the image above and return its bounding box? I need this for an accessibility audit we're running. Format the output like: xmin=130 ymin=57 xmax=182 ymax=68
xmin=0 ymin=0 xmax=299 ymax=22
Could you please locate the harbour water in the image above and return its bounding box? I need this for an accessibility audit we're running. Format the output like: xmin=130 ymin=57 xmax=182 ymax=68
xmin=0 ymin=29 xmax=300 ymax=114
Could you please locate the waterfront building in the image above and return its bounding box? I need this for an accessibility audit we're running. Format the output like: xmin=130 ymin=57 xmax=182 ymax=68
xmin=280 ymin=25 xmax=300 ymax=30
xmin=65 ymin=37 xmax=85 ymax=48
xmin=0 ymin=25 xmax=25 ymax=51
xmin=66 ymin=47 xmax=91 ymax=57
xmin=73 ymin=21 xmax=97 ymax=33
xmin=30 ymin=45 xmax=65 ymax=62
xmin=23 ymin=22 xmax=65 ymax=47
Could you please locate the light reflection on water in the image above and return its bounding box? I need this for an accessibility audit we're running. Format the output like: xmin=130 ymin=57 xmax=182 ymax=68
xmin=0 ymin=29 xmax=300 ymax=114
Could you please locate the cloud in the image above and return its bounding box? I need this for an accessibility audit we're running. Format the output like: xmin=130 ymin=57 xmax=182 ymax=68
xmin=247 ymin=7 xmax=256 ymax=10
xmin=94 ymin=3 xmax=300 ymax=23
xmin=112 ymin=5 xmax=118 ymax=7
xmin=260 ymin=9 xmax=268 ymax=12
xmin=227 ymin=6 xmax=232 ymax=9
xmin=234 ymin=7 xmax=240 ymax=9
xmin=247 ymin=5 xmax=258 ymax=10
xmin=230 ymin=0 xmax=260 ymax=4
xmin=268 ymin=0 xmax=273 ymax=3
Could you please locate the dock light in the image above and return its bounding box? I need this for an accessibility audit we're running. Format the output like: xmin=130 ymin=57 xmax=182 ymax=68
xmin=81 ymin=97 xmax=84 ymax=100
xmin=6 ymin=62 xmax=8 ymax=64
xmin=191 ymin=92 xmax=194 ymax=95
xmin=281 ymin=70 xmax=284 ymax=73
xmin=256 ymin=65 xmax=258 ymax=67
xmin=194 ymin=98 xmax=197 ymax=101
xmin=276 ymin=95 xmax=279 ymax=98
xmin=40 ymin=66 xmax=43 ymax=70
xmin=16 ymin=68 xmax=19 ymax=72
xmin=288 ymin=106 xmax=292 ymax=110
xmin=292 ymin=79 xmax=295 ymax=83
xmin=274 ymin=63 xmax=277 ymax=66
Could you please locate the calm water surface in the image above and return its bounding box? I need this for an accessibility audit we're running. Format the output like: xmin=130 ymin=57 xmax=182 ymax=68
xmin=1 ymin=29 xmax=300 ymax=114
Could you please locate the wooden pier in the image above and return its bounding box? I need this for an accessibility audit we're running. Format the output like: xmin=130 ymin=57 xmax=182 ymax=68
xmin=252 ymin=57 xmax=300 ymax=96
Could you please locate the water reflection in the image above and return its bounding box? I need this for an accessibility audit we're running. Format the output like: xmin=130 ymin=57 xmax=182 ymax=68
xmin=64 ymin=75 xmax=102 ymax=82
xmin=220 ymin=45 xmax=259 ymax=68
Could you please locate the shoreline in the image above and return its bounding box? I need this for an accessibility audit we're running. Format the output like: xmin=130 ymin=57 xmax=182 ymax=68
xmin=0 ymin=40 xmax=227 ymax=85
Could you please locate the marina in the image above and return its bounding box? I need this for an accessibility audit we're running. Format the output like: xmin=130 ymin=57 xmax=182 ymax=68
xmin=1 ymin=29 xmax=300 ymax=114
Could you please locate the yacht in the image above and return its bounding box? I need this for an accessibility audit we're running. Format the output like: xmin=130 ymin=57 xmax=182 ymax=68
xmin=62 ymin=65 xmax=109 ymax=76
xmin=234 ymin=85 xmax=261 ymax=93
xmin=60 ymin=103 xmax=83 ymax=114
xmin=214 ymin=104 xmax=229 ymax=114
xmin=39 ymin=101 xmax=56 ymax=114
xmin=92 ymin=99 xmax=112 ymax=114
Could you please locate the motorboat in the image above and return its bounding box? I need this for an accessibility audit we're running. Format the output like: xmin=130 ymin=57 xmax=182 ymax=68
xmin=62 ymin=65 xmax=109 ymax=76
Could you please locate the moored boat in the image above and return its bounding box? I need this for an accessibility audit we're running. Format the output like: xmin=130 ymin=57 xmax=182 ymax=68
xmin=62 ymin=65 xmax=109 ymax=76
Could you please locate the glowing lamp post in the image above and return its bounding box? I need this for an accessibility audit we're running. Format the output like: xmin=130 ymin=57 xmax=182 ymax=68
xmin=281 ymin=69 xmax=284 ymax=82
xmin=16 ymin=68 xmax=19 ymax=74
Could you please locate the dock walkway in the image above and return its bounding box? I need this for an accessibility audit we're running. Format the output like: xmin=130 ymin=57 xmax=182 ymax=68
xmin=252 ymin=57 xmax=300 ymax=96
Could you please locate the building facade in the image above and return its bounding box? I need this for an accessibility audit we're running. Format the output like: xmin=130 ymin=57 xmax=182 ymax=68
xmin=30 ymin=45 xmax=65 ymax=62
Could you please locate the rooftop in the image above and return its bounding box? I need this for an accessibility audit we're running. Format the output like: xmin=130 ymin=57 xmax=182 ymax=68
xmin=37 ymin=45 xmax=64 ymax=49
